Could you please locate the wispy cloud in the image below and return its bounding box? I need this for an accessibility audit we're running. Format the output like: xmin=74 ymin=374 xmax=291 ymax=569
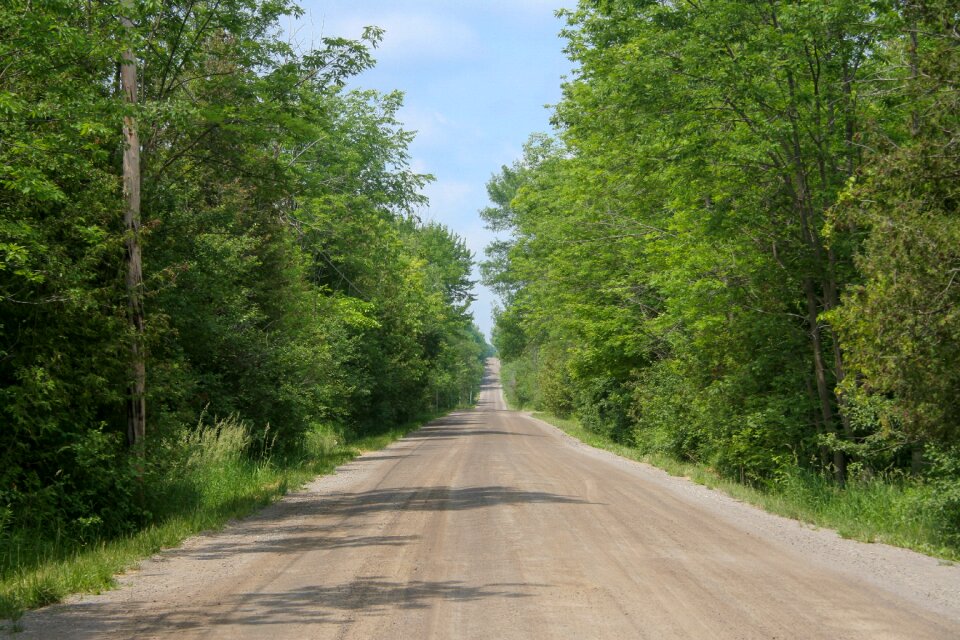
xmin=400 ymin=105 xmax=452 ymax=148
xmin=479 ymin=0 xmax=571 ymax=19
xmin=324 ymin=12 xmax=481 ymax=62
xmin=423 ymin=179 xmax=476 ymax=217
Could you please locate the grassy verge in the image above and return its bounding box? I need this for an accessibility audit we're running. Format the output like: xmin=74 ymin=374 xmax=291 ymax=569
xmin=0 ymin=414 xmax=440 ymax=624
xmin=531 ymin=411 xmax=958 ymax=562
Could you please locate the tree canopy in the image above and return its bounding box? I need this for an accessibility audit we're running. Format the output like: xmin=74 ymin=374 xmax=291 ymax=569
xmin=0 ymin=0 xmax=487 ymax=541
xmin=485 ymin=0 xmax=960 ymax=501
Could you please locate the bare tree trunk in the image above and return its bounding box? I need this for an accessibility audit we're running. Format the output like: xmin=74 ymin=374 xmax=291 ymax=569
xmin=120 ymin=7 xmax=145 ymax=453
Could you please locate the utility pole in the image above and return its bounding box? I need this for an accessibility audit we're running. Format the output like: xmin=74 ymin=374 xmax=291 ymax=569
xmin=120 ymin=2 xmax=145 ymax=453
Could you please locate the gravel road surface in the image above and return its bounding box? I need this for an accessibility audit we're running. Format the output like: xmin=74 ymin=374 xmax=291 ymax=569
xmin=16 ymin=359 xmax=960 ymax=638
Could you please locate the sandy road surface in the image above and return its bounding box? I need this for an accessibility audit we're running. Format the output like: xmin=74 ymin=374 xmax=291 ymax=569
xmin=16 ymin=359 xmax=960 ymax=638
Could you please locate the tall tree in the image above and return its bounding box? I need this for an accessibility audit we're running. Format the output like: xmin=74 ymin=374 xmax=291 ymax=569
xmin=487 ymin=0 xmax=904 ymax=484
xmin=0 ymin=0 xmax=485 ymax=543
xmin=830 ymin=0 xmax=960 ymax=451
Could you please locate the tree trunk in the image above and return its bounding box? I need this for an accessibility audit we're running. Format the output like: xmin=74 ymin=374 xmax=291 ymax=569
xmin=805 ymin=375 xmax=829 ymax=468
xmin=911 ymin=441 xmax=925 ymax=475
xmin=120 ymin=8 xmax=145 ymax=453
xmin=803 ymin=277 xmax=845 ymax=485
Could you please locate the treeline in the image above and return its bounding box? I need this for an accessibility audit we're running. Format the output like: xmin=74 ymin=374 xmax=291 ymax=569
xmin=0 ymin=1 xmax=485 ymax=543
xmin=485 ymin=1 xmax=959 ymax=525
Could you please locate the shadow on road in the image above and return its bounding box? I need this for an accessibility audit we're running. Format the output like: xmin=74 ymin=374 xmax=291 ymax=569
xmin=183 ymin=533 xmax=422 ymax=560
xmin=29 ymin=579 xmax=544 ymax=636
xmin=397 ymin=399 xmax=531 ymax=440
xmin=160 ymin=485 xmax=592 ymax=564
xmin=318 ymin=485 xmax=593 ymax=518
xmin=404 ymin=427 xmax=543 ymax=439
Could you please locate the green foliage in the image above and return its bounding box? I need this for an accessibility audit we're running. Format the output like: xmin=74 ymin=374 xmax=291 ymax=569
xmin=500 ymin=356 xmax=540 ymax=410
xmin=630 ymin=361 xmax=704 ymax=462
xmin=537 ymin=347 xmax=574 ymax=419
xmin=0 ymin=0 xmax=488 ymax=596
xmin=925 ymin=447 xmax=960 ymax=546
xmin=0 ymin=412 xmax=433 ymax=620
xmin=486 ymin=0 xmax=960 ymax=539
xmin=829 ymin=2 xmax=960 ymax=445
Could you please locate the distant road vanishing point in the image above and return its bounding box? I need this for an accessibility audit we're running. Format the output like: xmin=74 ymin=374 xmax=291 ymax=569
xmin=18 ymin=359 xmax=960 ymax=638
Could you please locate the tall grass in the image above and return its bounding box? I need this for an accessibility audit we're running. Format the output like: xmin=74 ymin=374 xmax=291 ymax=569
xmin=533 ymin=411 xmax=958 ymax=562
xmin=0 ymin=413 xmax=434 ymax=623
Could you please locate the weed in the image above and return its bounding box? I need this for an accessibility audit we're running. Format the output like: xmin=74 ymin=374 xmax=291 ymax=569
xmin=0 ymin=412 xmax=439 ymax=621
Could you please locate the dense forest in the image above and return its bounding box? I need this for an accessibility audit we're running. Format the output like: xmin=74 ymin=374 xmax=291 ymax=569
xmin=486 ymin=0 xmax=960 ymax=537
xmin=0 ymin=0 xmax=487 ymax=557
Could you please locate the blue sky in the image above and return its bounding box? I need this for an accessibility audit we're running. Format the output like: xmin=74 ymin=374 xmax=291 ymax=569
xmin=295 ymin=1 xmax=573 ymax=338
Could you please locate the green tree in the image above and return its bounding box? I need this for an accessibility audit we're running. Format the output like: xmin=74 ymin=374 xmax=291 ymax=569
xmin=0 ymin=0 xmax=485 ymax=545
xmin=486 ymin=0 xmax=914 ymax=485
xmin=830 ymin=1 xmax=960 ymax=451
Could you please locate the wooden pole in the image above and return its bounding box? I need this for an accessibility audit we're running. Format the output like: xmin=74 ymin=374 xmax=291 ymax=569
xmin=120 ymin=5 xmax=146 ymax=452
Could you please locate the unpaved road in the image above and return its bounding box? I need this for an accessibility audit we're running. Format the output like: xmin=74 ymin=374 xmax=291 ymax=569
xmin=16 ymin=360 xmax=960 ymax=638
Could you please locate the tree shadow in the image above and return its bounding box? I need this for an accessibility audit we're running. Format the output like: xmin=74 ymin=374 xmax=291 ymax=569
xmin=420 ymin=414 xmax=486 ymax=427
xmin=344 ymin=454 xmax=412 ymax=462
xmin=317 ymin=485 xmax=594 ymax=518
xmin=403 ymin=428 xmax=543 ymax=440
xmin=155 ymin=484 xmax=592 ymax=564
xmin=184 ymin=533 xmax=422 ymax=560
xmin=24 ymin=579 xmax=545 ymax=637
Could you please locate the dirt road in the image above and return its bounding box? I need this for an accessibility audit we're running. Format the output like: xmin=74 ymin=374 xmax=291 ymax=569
xmin=18 ymin=359 xmax=960 ymax=638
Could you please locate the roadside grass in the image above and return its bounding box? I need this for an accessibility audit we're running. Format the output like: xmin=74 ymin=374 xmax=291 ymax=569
xmin=0 ymin=414 xmax=441 ymax=624
xmin=531 ymin=411 xmax=959 ymax=563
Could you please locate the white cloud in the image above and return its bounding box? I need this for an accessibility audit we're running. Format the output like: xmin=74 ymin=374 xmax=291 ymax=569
xmin=400 ymin=105 xmax=452 ymax=147
xmin=423 ymin=179 xmax=476 ymax=217
xmin=457 ymin=222 xmax=496 ymax=261
xmin=383 ymin=0 xmax=570 ymax=20
xmin=322 ymin=12 xmax=481 ymax=62
xmin=409 ymin=157 xmax=430 ymax=175
xmin=480 ymin=0 xmax=572 ymax=18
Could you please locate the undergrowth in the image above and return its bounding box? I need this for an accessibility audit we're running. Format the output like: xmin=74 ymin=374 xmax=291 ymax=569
xmin=531 ymin=411 xmax=959 ymax=563
xmin=0 ymin=414 xmax=436 ymax=623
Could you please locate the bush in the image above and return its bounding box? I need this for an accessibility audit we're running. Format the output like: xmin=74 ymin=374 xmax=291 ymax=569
xmin=537 ymin=348 xmax=574 ymax=417
xmin=501 ymin=356 xmax=540 ymax=409
xmin=925 ymin=446 xmax=960 ymax=544
xmin=574 ymin=376 xmax=633 ymax=444
xmin=631 ymin=361 xmax=703 ymax=460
